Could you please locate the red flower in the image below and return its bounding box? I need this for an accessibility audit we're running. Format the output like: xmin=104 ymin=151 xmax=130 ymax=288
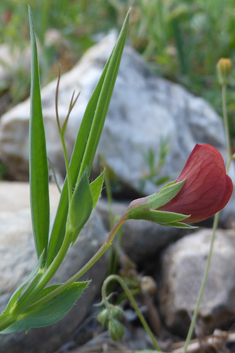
xmin=158 ymin=144 xmax=233 ymax=222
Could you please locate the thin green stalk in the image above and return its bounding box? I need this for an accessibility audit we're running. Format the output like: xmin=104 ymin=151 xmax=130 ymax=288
xmin=60 ymin=134 xmax=72 ymax=201
xmin=23 ymin=213 xmax=128 ymax=312
xmin=112 ymin=229 xmax=123 ymax=275
xmin=183 ymin=80 xmax=231 ymax=353
xmin=104 ymin=160 xmax=117 ymax=276
xmin=55 ymin=73 xmax=72 ymax=202
xmin=183 ymin=212 xmax=219 ymax=353
xmin=102 ymin=274 xmax=161 ymax=351
xmin=14 ymin=228 xmax=73 ymax=314
xmin=47 ymin=157 xmax=61 ymax=193
xmin=222 ymin=85 xmax=231 ymax=161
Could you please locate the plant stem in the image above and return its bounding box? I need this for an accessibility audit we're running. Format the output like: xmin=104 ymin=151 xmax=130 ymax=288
xmin=55 ymin=72 xmax=72 ymax=202
xmin=183 ymin=212 xmax=219 ymax=353
xmin=102 ymin=274 xmax=161 ymax=351
xmin=183 ymin=81 xmax=231 ymax=353
xmin=14 ymin=228 xmax=73 ymax=314
xmin=24 ymin=213 xmax=128 ymax=312
xmin=61 ymin=134 xmax=72 ymax=202
xmin=0 ymin=314 xmax=18 ymax=332
xmin=222 ymin=84 xmax=231 ymax=161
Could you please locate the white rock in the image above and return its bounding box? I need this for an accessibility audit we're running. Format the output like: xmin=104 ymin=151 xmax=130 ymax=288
xmin=0 ymin=182 xmax=109 ymax=353
xmin=0 ymin=44 xmax=31 ymax=83
xmin=159 ymin=229 xmax=235 ymax=335
xmin=0 ymin=33 xmax=226 ymax=195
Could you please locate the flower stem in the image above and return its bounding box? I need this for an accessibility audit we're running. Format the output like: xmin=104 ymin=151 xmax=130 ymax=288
xmin=183 ymin=212 xmax=219 ymax=353
xmin=102 ymin=274 xmax=161 ymax=352
xmin=183 ymin=80 xmax=231 ymax=353
xmin=222 ymin=84 xmax=231 ymax=162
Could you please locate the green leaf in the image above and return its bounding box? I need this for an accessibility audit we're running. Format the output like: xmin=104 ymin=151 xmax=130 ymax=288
xmin=28 ymin=7 xmax=50 ymax=263
xmin=77 ymin=10 xmax=130 ymax=179
xmin=68 ymin=170 xmax=93 ymax=235
xmin=1 ymin=253 xmax=44 ymax=317
xmin=0 ymin=282 xmax=89 ymax=334
xmin=90 ymin=171 xmax=104 ymax=210
xmin=47 ymin=11 xmax=130 ymax=266
xmin=33 ymin=284 xmax=60 ymax=302
xmin=142 ymin=210 xmax=190 ymax=224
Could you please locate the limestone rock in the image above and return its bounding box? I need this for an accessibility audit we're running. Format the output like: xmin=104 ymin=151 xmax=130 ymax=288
xmin=0 ymin=44 xmax=31 ymax=83
xmin=0 ymin=33 xmax=226 ymax=196
xmin=0 ymin=182 xmax=109 ymax=353
xmin=159 ymin=229 xmax=235 ymax=336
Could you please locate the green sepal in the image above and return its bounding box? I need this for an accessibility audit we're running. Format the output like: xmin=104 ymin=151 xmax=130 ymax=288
xmin=90 ymin=171 xmax=104 ymax=210
xmin=68 ymin=170 xmax=93 ymax=234
xmin=147 ymin=180 xmax=185 ymax=209
xmin=163 ymin=222 xmax=197 ymax=229
xmin=140 ymin=209 xmax=190 ymax=224
xmin=0 ymin=282 xmax=89 ymax=334
xmin=127 ymin=180 xmax=185 ymax=220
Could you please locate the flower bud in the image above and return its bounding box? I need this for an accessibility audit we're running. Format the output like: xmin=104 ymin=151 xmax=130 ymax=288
xmin=108 ymin=319 xmax=124 ymax=341
xmin=97 ymin=308 xmax=110 ymax=326
xmin=109 ymin=305 xmax=123 ymax=320
xmin=217 ymin=58 xmax=232 ymax=86
xmin=126 ymin=144 xmax=233 ymax=226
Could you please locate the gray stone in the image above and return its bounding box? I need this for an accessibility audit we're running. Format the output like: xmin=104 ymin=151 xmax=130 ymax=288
xmin=0 ymin=44 xmax=31 ymax=83
xmin=159 ymin=229 xmax=235 ymax=336
xmin=0 ymin=33 xmax=226 ymax=196
xmin=0 ymin=182 xmax=109 ymax=353
xmin=0 ymin=30 xmax=68 ymax=84
xmin=96 ymin=198 xmax=189 ymax=263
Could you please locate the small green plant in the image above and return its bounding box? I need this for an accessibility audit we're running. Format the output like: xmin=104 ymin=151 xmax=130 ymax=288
xmin=0 ymin=6 xmax=193 ymax=336
xmin=0 ymin=7 xmax=130 ymax=333
xmin=139 ymin=137 xmax=170 ymax=192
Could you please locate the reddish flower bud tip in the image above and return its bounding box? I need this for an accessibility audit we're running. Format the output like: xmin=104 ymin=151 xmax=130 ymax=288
xmin=159 ymin=144 xmax=233 ymax=223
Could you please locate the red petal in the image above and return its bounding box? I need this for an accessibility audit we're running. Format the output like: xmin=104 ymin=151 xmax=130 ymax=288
xmin=159 ymin=144 xmax=233 ymax=222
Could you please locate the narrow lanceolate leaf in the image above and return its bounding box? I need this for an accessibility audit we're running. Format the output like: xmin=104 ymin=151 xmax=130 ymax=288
xmin=47 ymin=10 xmax=130 ymax=266
xmin=28 ymin=7 xmax=50 ymax=263
xmin=0 ymin=282 xmax=89 ymax=334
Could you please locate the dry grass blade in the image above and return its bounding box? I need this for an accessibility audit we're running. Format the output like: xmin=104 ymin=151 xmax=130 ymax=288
xmin=172 ymin=330 xmax=235 ymax=353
